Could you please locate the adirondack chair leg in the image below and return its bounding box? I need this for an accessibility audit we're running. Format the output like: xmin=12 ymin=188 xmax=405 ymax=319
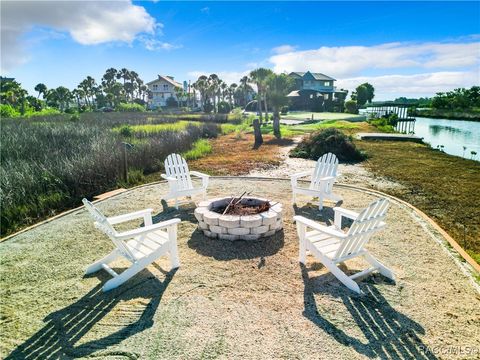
xmin=85 ymin=250 xmax=119 ymax=275
xmin=103 ymin=260 xmax=147 ymax=292
xmin=364 ymin=252 xmax=395 ymax=280
xmin=296 ymin=222 xmax=307 ymax=264
xmin=292 ymin=192 xmax=297 ymax=204
xmin=174 ymin=197 xmax=179 ymax=210
xmin=168 ymin=226 xmax=180 ymax=269
xmin=318 ymin=195 xmax=324 ymax=210
xmin=321 ymin=255 xmax=362 ymax=294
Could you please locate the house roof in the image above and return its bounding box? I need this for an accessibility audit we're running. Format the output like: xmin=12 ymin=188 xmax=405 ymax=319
xmin=146 ymin=75 xmax=183 ymax=88
xmin=289 ymin=71 xmax=336 ymax=81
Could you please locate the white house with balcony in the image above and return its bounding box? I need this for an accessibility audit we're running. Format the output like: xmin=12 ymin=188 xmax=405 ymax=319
xmin=146 ymin=75 xmax=183 ymax=107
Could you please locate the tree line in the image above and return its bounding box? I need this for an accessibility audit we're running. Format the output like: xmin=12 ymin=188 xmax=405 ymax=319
xmin=0 ymin=68 xmax=150 ymax=117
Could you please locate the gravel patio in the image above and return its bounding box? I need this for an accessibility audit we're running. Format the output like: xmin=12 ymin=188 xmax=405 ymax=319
xmin=1 ymin=178 xmax=479 ymax=359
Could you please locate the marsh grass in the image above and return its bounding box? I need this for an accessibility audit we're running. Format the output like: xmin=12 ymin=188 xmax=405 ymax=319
xmin=356 ymin=140 xmax=480 ymax=262
xmin=0 ymin=116 xmax=220 ymax=236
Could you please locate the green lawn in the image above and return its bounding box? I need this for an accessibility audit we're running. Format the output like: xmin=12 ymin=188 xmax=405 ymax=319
xmin=282 ymin=111 xmax=366 ymax=122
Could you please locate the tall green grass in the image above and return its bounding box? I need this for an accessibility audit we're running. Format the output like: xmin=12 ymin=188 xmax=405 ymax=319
xmin=0 ymin=116 xmax=220 ymax=236
xmin=182 ymin=139 xmax=212 ymax=160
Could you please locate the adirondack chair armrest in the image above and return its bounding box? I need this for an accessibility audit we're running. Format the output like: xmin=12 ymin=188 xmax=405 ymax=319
xmin=318 ymin=176 xmax=336 ymax=182
xmin=161 ymin=174 xmax=178 ymax=183
xmin=190 ymin=171 xmax=209 ymax=178
xmin=107 ymin=208 xmax=154 ymax=225
xmin=293 ymin=216 xmax=346 ymax=238
xmin=333 ymin=207 xmax=359 ymax=228
xmin=115 ymin=218 xmax=181 ymax=240
xmin=190 ymin=171 xmax=210 ymax=188
xmin=291 ymin=170 xmax=313 ymax=187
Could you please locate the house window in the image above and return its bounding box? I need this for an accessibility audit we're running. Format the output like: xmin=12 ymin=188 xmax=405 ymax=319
xmin=161 ymin=93 xmax=164 ymax=99
xmin=163 ymin=84 xmax=169 ymax=90
xmin=153 ymin=84 xmax=158 ymax=90
xmin=324 ymin=81 xmax=330 ymax=86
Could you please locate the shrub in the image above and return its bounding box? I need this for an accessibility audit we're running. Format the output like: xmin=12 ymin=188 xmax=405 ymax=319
xmin=368 ymin=113 xmax=398 ymax=133
xmin=217 ymin=101 xmax=231 ymax=114
xmin=344 ymin=100 xmax=358 ymax=114
xmin=69 ymin=114 xmax=80 ymax=122
xmin=166 ymin=96 xmax=178 ymax=108
xmin=0 ymin=104 xmax=20 ymax=118
xmin=281 ymin=106 xmax=289 ymax=115
xmin=117 ymin=102 xmax=145 ymax=112
xmin=118 ymin=125 xmax=133 ymax=137
xmin=290 ymin=128 xmax=366 ymax=163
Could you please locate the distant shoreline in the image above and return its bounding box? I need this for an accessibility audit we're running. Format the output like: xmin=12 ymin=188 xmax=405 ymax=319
xmin=412 ymin=109 xmax=480 ymax=121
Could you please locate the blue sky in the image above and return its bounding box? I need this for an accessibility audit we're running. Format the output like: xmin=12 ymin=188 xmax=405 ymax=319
xmin=2 ymin=1 xmax=479 ymax=100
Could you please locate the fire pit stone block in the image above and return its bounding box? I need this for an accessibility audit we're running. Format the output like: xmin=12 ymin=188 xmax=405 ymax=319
xmin=251 ymin=225 xmax=270 ymax=235
xmin=260 ymin=211 xmax=278 ymax=226
xmin=210 ymin=225 xmax=227 ymax=234
xmin=203 ymin=212 xmax=221 ymax=226
xmin=228 ymin=227 xmax=251 ymax=236
xmin=218 ymin=215 xmax=241 ymax=228
xmin=240 ymin=215 xmax=262 ymax=228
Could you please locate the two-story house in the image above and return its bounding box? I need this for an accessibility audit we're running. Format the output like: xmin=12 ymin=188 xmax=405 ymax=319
xmin=289 ymin=71 xmax=340 ymax=100
xmin=287 ymin=71 xmax=347 ymax=111
xmin=146 ymin=75 xmax=183 ymax=107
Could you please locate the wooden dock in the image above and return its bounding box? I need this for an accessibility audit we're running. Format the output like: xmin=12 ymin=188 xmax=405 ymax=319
xmin=356 ymin=133 xmax=424 ymax=143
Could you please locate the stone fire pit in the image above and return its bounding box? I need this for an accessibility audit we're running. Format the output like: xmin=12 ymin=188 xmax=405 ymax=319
xmin=194 ymin=197 xmax=283 ymax=241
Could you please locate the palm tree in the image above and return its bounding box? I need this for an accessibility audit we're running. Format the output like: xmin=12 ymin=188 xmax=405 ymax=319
xmin=208 ymin=74 xmax=220 ymax=113
xmin=220 ymin=82 xmax=228 ymax=102
xmin=34 ymin=83 xmax=47 ymax=99
xmin=250 ymin=68 xmax=273 ymax=121
xmin=79 ymin=76 xmax=97 ymax=108
xmin=193 ymin=75 xmax=208 ymax=110
xmin=229 ymin=83 xmax=238 ymax=108
xmin=266 ymin=73 xmax=294 ymax=138
xmin=249 ymin=69 xmax=265 ymax=122
xmin=71 ymin=88 xmax=84 ymax=111
xmin=238 ymin=76 xmax=252 ymax=107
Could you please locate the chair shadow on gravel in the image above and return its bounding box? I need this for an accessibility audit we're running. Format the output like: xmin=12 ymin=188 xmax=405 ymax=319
xmin=188 ymin=228 xmax=285 ymax=261
xmin=152 ymin=200 xmax=197 ymax=223
xmin=293 ymin=204 xmax=352 ymax=229
xmin=301 ymin=264 xmax=437 ymax=360
xmin=7 ymin=268 xmax=177 ymax=359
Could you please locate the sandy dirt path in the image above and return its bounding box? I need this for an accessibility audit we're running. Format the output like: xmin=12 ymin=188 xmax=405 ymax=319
xmin=248 ymin=136 xmax=405 ymax=193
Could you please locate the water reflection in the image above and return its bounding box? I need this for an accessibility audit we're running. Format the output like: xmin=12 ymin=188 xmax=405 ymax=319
xmin=414 ymin=117 xmax=480 ymax=161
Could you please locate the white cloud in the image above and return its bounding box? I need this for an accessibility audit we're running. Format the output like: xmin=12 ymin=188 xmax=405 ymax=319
xmin=337 ymin=70 xmax=480 ymax=100
xmin=1 ymin=0 xmax=157 ymax=73
xmin=272 ymin=44 xmax=297 ymax=54
xmin=139 ymin=37 xmax=182 ymax=51
xmin=187 ymin=70 xmax=251 ymax=85
xmin=269 ymin=41 xmax=480 ymax=77
xmin=200 ymin=7 xmax=210 ymax=14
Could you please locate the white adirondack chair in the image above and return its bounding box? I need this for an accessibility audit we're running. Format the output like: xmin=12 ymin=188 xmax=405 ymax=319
xmin=82 ymin=199 xmax=181 ymax=292
xmin=161 ymin=153 xmax=209 ymax=209
xmin=291 ymin=152 xmax=342 ymax=210
xmin=294 ymin=198 xmax=394 ymax=294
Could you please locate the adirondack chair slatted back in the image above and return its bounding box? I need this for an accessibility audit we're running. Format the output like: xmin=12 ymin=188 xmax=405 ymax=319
xmin=334 ymin=198 xmax=390 ymax=260
xmin=309 ymin=153 xmax=338 ymax=191
xmin=82 ymin=199 xmax=136 ymax=262
xmin=165 ymin=154 xmax=193 ymax=192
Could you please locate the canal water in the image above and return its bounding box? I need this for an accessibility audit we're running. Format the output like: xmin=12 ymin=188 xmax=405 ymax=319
xmin=413 ymin=117 xmax=480 ymax=161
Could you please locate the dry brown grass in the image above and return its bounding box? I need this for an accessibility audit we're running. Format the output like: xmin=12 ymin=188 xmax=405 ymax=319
xmin=188 ymin=133 xmax=293 ymax=175
xmin=356 ymin=140 xmax=480 ymax=263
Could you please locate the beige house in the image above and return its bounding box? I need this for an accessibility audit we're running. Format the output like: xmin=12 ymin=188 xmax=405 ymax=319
xmin=146 ymin=75 xmax=183 ymax=107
